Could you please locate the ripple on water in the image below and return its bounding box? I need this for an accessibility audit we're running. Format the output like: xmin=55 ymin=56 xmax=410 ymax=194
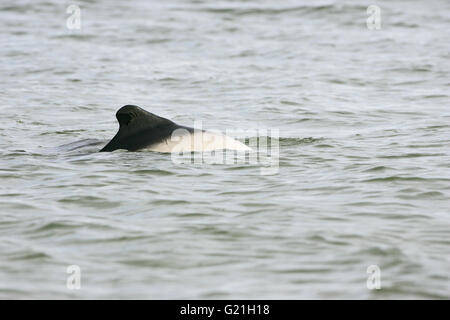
xmin=279 ymin=137 xmax=324 ymax=146
xmin=57 ymin=196 xmax=121 ymax=209
xmin=131 ymin=169 xmax=175 ymax=176
xmin=363 ymin=166 xmax=392 ymax=172
xmin=362 ymin=176 xmax=448 ymax=183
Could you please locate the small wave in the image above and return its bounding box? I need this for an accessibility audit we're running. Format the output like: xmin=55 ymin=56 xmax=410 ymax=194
xmin=57 ymin=139 xmax=106 ymax=152
xmin=378 ymin=153 xmax=445 ymax=159
xmin=421 ymin=94 xmax=448 ymax=99
xmin=364 ymin=166 xmax=391 ymax=172
xmin=391 ymin=22 xmax=420 ymax=28
xmin=10 ymin=251 xmax=51 ymax=261
xmin=386 ymin=65 xmax=434 ymax=73
xmin=52 ymin=34 xmax=97 ymax=41
xmin=363 ymin=176 xmax=449 ymax=183
xmin=1 ymin=5 xmax=30 ymax=12
xmin=279 ymin=137 xmax=323 ymax=146
xmin=401 ymin=191 xmax=446 ymax=200
xmin=240 ymin=136 xmax=322 ymax=147
xmin=41 ymin=129 xmax=86 ymax=136
xmin=132 ymin=169 xmax=174 ymax=176
xmin=184 ymin=4 xmax=365 ymax=17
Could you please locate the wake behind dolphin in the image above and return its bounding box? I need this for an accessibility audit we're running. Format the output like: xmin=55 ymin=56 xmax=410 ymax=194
xmin=100 ymin=105 xmax=251 ymax=153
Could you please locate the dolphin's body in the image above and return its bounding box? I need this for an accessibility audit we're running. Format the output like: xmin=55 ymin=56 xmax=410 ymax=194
xmin=100 ymin=105 xmax=250 ymax=153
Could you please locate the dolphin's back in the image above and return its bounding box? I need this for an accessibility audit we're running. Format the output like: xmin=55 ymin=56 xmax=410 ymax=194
xmin=100 ymin=105 xmax=250 ymax=153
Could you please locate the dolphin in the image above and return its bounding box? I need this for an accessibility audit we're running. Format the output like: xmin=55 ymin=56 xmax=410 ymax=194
xmin=100 ymin=105 xmax=250 ymax=153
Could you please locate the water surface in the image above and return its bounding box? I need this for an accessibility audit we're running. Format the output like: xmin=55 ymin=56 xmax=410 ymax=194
xmin=1 ymin=0 xmax=449 ymax=299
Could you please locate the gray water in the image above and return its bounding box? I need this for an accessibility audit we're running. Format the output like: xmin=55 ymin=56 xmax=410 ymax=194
xmin=1 ymin=0 xmax=449 ymax=299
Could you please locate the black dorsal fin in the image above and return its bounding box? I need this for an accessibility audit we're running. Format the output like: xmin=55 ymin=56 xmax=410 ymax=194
xmin=100 ymin=105 xmax=178 ymax=152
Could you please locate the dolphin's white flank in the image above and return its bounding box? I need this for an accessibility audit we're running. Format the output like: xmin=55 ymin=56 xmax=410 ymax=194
xmin=144 ymin=129 xmax=251 ymax=153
